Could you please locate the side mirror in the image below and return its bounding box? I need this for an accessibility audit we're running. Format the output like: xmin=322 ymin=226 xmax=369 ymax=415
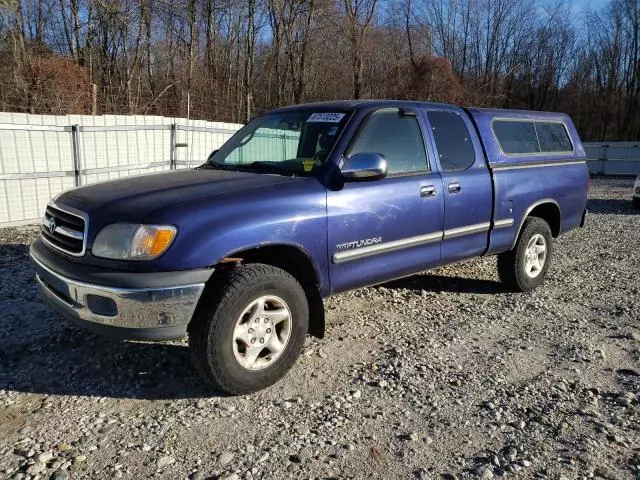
xmin=341 ymin=153 xmax=388 ymax=181
xmin=206 ymin=149 xmax=219 ymax=163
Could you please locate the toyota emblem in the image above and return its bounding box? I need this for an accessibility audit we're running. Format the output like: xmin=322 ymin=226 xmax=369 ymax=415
xmin=49 ymin=218 xmax=56 ymax=234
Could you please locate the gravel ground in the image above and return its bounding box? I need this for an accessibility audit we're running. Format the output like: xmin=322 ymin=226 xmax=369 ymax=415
xmin=0 ymin=177 xmax=638 ymax=480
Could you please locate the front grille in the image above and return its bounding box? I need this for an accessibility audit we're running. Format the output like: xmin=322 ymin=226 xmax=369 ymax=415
xmin=41 ymin=204 xmax=86 ymax=256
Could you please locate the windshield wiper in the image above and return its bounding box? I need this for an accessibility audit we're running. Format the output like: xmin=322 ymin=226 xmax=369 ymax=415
xmin=197 ymin=161 xmax=296 ymax=176
xmin=197 ymin=161 xmax=233 ymax=170
xmin=239 ymin=161 xmax=296 ymax=177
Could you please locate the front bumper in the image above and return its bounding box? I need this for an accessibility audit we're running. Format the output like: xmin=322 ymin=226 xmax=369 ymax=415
xmin=31 ymin=243 xmax=209 ymax=341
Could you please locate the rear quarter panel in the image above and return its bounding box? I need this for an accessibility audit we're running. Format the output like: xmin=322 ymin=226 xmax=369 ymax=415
xmin=466 ymin=108 xmax=589 ymax=254
xmin=488 ymin=163 xmax=588 ymax=253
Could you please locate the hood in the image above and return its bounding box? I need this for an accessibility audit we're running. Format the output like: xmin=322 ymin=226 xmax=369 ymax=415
xmin=56 ymin=169 xmax=298 ymax=225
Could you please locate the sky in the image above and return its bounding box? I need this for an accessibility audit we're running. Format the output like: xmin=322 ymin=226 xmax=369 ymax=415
xmin=571 ymin=0 xmax=610 ymax=12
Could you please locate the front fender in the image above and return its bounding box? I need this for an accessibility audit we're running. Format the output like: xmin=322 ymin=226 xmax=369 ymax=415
xmin=143 ymin=178 xmax=330 ymax=293
xmin=222 ymin=239 xmax=327 ymax=293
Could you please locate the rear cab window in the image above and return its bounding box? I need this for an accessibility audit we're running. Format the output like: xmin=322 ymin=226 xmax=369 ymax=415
xmin=492 ymin=119 xmax=573 ymax=155
xmin=426 ymin=110 xmax=476 ymax=171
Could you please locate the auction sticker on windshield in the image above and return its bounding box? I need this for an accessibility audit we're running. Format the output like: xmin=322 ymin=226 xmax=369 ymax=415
xmin=307 ymin=113 xmax=345 ymax=123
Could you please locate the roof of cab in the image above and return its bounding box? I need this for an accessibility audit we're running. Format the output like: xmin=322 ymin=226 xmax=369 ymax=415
xmin=269 ymin=100 xmax=586 ymax=165
xmin=271 ymin=100 xmax=576 ymax=124
xmin=273 ymin=100 xmax=578 ymax=125
xmin=270 ymin=99 xmax=458 ymax=112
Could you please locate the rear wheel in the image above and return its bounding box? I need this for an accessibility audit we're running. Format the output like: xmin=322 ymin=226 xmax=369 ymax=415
xmin=189 ymin=264 xmax=309 ymax=395
xmin=497 ymin=217 xmax=553 ymax=292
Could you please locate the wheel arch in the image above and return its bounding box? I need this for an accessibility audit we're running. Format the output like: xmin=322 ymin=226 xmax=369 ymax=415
xmin=212 ymin=243 xmax=325 ymax=339
xmin=511 ymin=199 xmax=561 ymax=249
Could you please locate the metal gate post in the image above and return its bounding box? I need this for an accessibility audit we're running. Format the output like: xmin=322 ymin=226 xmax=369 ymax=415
xmin=71 ymin=124 xmax=82 ymax=186
xmin=601 ymin=145 xmax=609 ymax=175
xmin=170 ymin=124 xmax=177 ymax=170
xmin=281 ymin=133 xmax=286 ymax=161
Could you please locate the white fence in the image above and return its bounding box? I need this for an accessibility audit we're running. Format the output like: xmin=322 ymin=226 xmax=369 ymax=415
xmin=0 ymin=113 xmax=243 ymax=227
xmin=2 ymin=113 xmax=638 ymax=228
xmin=584 ymin=142 xmax=640 ymax=176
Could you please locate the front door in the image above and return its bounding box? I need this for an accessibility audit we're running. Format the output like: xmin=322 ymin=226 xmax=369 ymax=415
xmin=327 ymin=108 xmax=444 ymax=293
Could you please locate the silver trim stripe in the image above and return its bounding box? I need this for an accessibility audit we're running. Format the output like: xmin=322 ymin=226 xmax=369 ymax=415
xmin=332 ymin=221 xmax=495 ymax=264
xmin=491 ymin=160 xmax=586 ymax=171
xmin=493 ymin=218 xmax=515 ymax=228
xmin=333 ymin=231 xmax=443 ymax=264
xmin=443 ymin=222 xmax=491 ymax=239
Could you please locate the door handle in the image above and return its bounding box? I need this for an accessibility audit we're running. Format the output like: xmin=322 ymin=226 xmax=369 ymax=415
xmin=420 ymin=185 xmax=436 ymax=197
xmin=448 ymin=182 xmax=461 ymax=193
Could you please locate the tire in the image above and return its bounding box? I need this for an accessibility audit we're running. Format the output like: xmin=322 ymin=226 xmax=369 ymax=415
xmin=633 ymin=197 xmax=640 ymax=209
xmin=497 ymin=217 xmax=553 ymax=292
xmin=189 ymin=263 xmax=309 ymax=395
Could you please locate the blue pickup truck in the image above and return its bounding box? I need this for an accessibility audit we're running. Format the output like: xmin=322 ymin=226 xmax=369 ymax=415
xmin=31 ymin=100 xmax=589 ymax=394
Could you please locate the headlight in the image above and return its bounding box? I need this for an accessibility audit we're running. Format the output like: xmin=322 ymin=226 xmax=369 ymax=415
xmin=92 ymin=224 xmax=177 ymax=260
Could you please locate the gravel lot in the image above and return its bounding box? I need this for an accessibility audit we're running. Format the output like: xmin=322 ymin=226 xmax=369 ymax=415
xmin=0 ymin=177 xmax=638 ymax=480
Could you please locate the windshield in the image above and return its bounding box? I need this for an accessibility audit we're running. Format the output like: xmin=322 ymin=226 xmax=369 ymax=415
xmin=206 ymin=109 xmax=352 ymax=175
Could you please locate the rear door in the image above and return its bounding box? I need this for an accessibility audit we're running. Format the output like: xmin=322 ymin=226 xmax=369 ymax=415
xmin=327 ymin=107 xmax=444 ymax=293
xmin=423 ymin=108 xmax=493 ymax=263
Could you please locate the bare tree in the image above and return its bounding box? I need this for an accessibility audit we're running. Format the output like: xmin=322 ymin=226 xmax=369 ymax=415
xmin=0 ymin=0 xmax=638 ymax=140
xmin=343 ymin=0 xmax=377 ymax=98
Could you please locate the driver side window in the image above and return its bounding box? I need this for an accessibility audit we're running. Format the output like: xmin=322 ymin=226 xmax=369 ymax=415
xmin=347 ymin=109 xmax=428 ymax=174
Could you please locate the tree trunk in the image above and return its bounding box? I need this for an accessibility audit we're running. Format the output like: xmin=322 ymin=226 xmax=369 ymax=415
xmin=244 ymin=0 xmax=256 ymax=122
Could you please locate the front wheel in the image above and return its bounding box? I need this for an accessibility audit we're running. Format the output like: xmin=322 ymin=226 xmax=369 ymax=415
xmin=189 ymin=264 xmax=309 ymax=395
xmin=497 ymin=217 xmax=553 ymax=292
xmin=633 ymin=197 xmax=640 ymax=209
